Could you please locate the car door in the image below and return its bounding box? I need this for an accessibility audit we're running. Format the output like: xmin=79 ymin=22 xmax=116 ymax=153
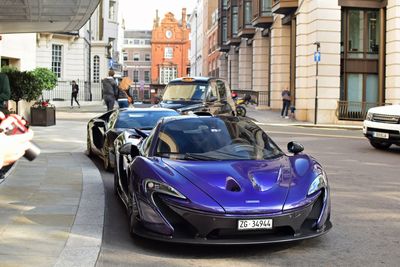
xmin=205 ymin=80 xmax=220 ymax=115
xmin=92 ymin=111 xmax=114 ymax=151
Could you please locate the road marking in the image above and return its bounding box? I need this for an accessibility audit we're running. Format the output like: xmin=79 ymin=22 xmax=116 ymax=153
xmin=264 ymin=130 xmax=365 ymax=139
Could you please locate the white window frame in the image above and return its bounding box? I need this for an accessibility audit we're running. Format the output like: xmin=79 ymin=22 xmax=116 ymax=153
xmin=52 ymin=44 xmax=63 ymax=79
xmin=93 ymin=55 xmax=100 ymax=83
xmin=164 ymin=47 xmax=173 ymax=59
xmin=159 ymin=66 xmax=177 ymax=84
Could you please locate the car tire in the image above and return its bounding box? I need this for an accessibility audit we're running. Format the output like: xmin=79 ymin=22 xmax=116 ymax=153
xmin=103 ymin=145 xmax=112 ymax=172
xmin=128 ymin=194 xmax=139 ymax=236
xmin=370 ymin=140 xmax=391 ymax=150
xmin=236 ymin=106 xmax=246 ymax=117
xmin=87 ymin=135 xmax=93 ymax=157
xmin=113 ymin=160 xmax=119 ymax=196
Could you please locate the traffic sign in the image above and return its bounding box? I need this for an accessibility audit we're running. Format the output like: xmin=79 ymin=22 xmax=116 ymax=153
xmin=314 ymin=51 xmax=321 ymax=62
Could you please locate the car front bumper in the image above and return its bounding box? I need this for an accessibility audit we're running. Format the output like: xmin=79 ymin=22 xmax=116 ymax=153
xmin=132 ymin=192 xmax=332 ymax=245
xmin=363 ymin=120 xmax=400 ymax=144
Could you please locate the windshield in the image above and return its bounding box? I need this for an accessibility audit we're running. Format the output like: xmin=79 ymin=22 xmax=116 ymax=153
xmin=155 ymin=117 xmax=284 ymax=161
xmin=115 ymin=110 xmax=179 ymax=129
xmin=162 ymin=83 xmax=208 ymax=101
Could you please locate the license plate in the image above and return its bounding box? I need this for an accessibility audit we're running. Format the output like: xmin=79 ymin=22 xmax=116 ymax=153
xmin=373 ymin=132 xmax=389 ymax=139
xmin=238 ymin=219 xmax=273 ymax=230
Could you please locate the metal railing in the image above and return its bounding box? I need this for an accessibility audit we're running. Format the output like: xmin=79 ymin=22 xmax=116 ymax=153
xmin=42 ymin=80 xmax=103 ymax=102
xmin=232 ymin=90 xmax=269 ymax=107
xmin=336 ymin=101 xmax=385 ymax=121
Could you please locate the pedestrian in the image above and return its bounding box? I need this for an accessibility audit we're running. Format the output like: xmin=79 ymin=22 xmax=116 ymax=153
xmin=102 ymin=70 xmax=118 ymax=111
xmin=0 ymin=72 xmax=11 ymax=113
xmin=281 ymin=87 xmax=291 ymax=119
xmin=289 ymin=105 xmax=296 ymax=120
xmin=117 ymin=76 xmax=132 ymax=108
xmin=70 ymin=80 xmax=80 ymax=108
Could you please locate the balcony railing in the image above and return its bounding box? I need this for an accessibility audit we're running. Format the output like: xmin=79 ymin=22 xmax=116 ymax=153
xmin=336 ymin=101 xmax=385 ymax=121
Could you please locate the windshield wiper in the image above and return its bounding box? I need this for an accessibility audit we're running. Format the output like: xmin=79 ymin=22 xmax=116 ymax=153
xmin=184 ymin=153 xmax=220 ymax=161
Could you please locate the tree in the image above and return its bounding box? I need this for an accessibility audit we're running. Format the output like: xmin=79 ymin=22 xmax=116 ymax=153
xmin=1 ymin=67 xmax=42 ymax=114
xmin=31 ymin=68 xmax=57 ymax=92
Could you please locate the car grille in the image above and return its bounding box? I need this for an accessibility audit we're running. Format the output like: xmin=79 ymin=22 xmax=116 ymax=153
xmin=372 ymin=113 xmax=400 ymax=124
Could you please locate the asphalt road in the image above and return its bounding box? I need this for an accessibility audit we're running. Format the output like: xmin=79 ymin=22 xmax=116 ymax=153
xmin=93 ymin=124 xmax=400 ymax=267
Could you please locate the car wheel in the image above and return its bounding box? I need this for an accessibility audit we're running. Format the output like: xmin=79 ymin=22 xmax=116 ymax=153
xmin=128 ymin=194 xmax=139 ymax=236
xmin=87 ymin=134 xmax=93 ymax=157
xmin=103 ymin=145 xmax=112 ymax=172
xmin=370 ymin=140 xmax=391 ymax=150
xmin=236 ymin=106 xmax=246 ymax=117
xmin=113 ymin=160 xmax=119 ymax=196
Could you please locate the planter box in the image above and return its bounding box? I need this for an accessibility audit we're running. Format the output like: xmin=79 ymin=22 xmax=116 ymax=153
xmin=30 ymin=107 xmax=56 ymax=126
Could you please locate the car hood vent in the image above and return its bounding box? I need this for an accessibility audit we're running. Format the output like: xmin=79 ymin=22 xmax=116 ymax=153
xmin=225 ymin=176 xmax=241 ymax=192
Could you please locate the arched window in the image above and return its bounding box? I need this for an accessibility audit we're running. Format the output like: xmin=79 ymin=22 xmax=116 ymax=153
xmin=93 ymin=55 xmax=100 ymax=83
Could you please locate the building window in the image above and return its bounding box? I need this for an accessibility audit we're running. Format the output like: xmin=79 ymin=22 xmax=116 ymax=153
xmin=222 ymin=17 xmax=228 ymax=43
xmin=124 ymin=39 xmax=128 ymax=44
xmin=52 ymin=44 xmax=62 ymax=78
xmin=261 ymin=0 xmax=272 ymax=16
xmin=123 ymin=70 xmax=128 ymax=77
xmin=145 ymin=54 xmax=151 ymax=61
xmin=159 ymin=66 xmax=177 ymax=84
xmin=134 ymin=39 xmax=140 ymax=45
xmin=232 ymin=6 xmax=239 ymax=37
xmin=123 ymin=53 xmax=128 ymax=61
xmin=244 ymin=0 xmax=252 ymax=26
xmin=133 ymin=70 xmax=139 ymax=82
xmin=145 ymin=39 xmax=151 ymax=45
xmin=144 ymin=71 xmax=150 ymax=83
xmin=164 ymin=47 xmax=173 ymax=59
xmin=133 ymin=53 xmax=140 ymax=61
xmin=93 ymin=55 xmax=100 ymax=83
xmin=109 ymin=0 xmax=116 ymax=21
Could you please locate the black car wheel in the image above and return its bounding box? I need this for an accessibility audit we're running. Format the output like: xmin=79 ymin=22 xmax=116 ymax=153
xmin=370 ymin=140 xmax=391 ymax=150
xmin=87 ymin=134 xmax=93 ymax=157
xmin=236 ymin=106 xmax=246 ymax=117
xmin=128 ymin=194 xmax=139 ymax=236
xmin=103 ymin=144 xmax=112 ymax=171
xmin=113 ymin=159 xmax=119 ymax=196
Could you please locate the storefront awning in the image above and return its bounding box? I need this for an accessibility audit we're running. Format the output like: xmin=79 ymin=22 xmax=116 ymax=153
xmin=0 ymin=0 xmax=100 ymax=33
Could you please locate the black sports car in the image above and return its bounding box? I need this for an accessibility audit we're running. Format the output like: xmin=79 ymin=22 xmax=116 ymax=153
xmin=114 ymin=114 xmax=331 ymax=244
xmin=86 ymin=108 xmax=179 ymax=170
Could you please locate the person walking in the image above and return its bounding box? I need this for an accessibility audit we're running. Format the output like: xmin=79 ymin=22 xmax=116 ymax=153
xmin=70 ymin=80 xmax=80 ymax=108
xmin=117 ymin=76 xmax=132 ymax=108
xmin=281 ymin=87 xmax=291 ymax=119
xmin=102 ymin=70 xmax=118 ymax=111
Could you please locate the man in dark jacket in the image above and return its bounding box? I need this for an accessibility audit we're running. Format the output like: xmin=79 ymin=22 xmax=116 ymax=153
xmin=102 ymin=70 xmax=118 ymax=111
xmin=0 ymin=73 xmax=11 ymax=113
xmin=71 ymin=80 xmax=80 ymax=108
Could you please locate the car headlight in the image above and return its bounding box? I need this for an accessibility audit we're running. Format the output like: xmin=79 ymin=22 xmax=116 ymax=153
xmin=366 ymin=112 xmax=373 ymax=121
xmin=144 ymin=179 xmax=186 ymax=199
xmin=308 ymin=172 xmax=328 ymax=196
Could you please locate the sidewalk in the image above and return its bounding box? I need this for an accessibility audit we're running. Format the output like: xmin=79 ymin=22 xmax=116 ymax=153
xmin=246 ymin=106 xmax=363 ymax=130
xmin=0 ymin=105 xmax=105 ymax=267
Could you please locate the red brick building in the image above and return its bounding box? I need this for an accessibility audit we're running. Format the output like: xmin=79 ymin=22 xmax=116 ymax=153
xmin=151 ymin=9 xmax=190 ymax=85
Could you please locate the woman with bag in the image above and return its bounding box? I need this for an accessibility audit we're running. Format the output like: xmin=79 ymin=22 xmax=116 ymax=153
xmin=117 ymin=76 xmax=133 ymax=108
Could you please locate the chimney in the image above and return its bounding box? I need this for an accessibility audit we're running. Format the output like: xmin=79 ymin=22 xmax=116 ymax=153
xmin=153 ymin=9 xmax=160 ymax=29
xmin=181 ymin=8 xmax=187 ymax=28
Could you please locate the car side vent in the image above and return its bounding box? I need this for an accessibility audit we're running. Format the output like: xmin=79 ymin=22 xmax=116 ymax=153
xmin=225 ymin=176 xmax=241 ymax=192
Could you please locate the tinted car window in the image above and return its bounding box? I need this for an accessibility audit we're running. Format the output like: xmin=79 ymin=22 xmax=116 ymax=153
xmin=216 ymin=80 xmax=227 ymax=100
xmin=162 ymin=83 xmax=208 ymax=101
xmin=115 ymin=110 xmax=179 ymax=130
xmin=156 ymin=117 xmax=284 ymax=160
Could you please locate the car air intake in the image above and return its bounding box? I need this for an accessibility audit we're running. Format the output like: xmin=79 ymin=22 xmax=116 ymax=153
xmin=225 ymin=177 xmax=241 ymax=192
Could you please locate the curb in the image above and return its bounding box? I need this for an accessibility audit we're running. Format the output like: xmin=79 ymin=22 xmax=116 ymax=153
xmin=254 ymin=121 xmax=363 ymax=130
xmin=54 ymin=153 xmax=104 ymax=267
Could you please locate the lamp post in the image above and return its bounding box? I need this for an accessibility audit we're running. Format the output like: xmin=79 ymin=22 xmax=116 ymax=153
xmin=314 ymin=42 xmax=321 ymax=125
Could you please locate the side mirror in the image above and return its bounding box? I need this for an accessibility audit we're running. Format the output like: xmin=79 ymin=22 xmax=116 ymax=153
xmin=93 ymin=120 xmax=105 ymax=128
xmin=119 ymin=143 xmax=140 ymax=157
xmin=287 ymin=141 xmax=304 ymax=155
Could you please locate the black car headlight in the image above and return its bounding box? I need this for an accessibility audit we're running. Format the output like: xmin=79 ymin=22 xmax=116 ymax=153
xmin=144 ymin=179 xmax=186 ymax=200
xmin=308 ymin=172 xmax=328 ymax=196
xmin=366 ymin=112 xmax=373 ymax=121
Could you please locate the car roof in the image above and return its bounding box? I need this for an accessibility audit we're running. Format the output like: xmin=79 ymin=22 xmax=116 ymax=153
xmin=168 ymin=77 xmax=214 ymax=83
xmin=160 ymin=114 xmax=249 ymax=124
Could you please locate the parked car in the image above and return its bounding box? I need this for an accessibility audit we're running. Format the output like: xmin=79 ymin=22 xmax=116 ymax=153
xmin=363 ymin=105 xmax=400 ymax=150
xmin=86 ymin=108 xmax=179 ymax=171
xmin=114 ymin=114 xmax=332 ymax=244
xmin=156 ymin=77 xmax=236 ymax=115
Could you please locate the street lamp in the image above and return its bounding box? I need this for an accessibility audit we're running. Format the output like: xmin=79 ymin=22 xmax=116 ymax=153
xmin=314 ymin=42 xmax=321 ymax=125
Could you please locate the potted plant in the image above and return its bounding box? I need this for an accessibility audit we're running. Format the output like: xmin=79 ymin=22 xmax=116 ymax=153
xmin=30 ymin=99 xmax=56 ymax=126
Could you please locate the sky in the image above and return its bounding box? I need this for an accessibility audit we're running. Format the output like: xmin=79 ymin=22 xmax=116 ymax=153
xmin=120 ymin=0 xmax=197 ymax=30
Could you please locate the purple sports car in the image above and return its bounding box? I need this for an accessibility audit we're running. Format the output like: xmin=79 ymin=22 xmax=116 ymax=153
xmin=115 ymin=115 xmax=332 ymax=244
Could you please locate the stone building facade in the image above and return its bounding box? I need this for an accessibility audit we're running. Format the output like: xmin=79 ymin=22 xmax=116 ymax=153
xmin=213 ymin=0 xmax=398 ymax=124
